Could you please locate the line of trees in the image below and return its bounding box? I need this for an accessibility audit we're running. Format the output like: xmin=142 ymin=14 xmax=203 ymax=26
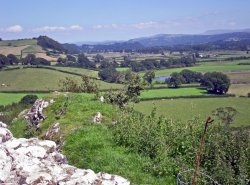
xmin=0 ymin=54 xmax=50 ymax=68
xmin=56 ymin=53 xmax=96 ymax=69
xmin=166 ymin=70 xmax=230 ymax=94
xmin=121 ymin=56 xmax=196 ymax=72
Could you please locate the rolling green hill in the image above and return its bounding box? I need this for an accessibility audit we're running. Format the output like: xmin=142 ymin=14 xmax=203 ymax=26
xmin=0 ymin=67 xmax=122 ymax=92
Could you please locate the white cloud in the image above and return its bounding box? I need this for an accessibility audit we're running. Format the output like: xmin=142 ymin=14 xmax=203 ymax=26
xmin=132 ymin=21 xmax=159 ymax=29
xmin=92 ymin=19 xmax=198 ymax=31
xmin=93 ymin=25 xmax=104 ymax=29
xmin=5 ymin=25 xmax=23 ymax=32
xmin=228 ymin=21 xmax=237 ymax=26
xmin=69 ymin=25 xmax=83 ymax=31
xmin=32 ymin=25 xmax=83 ymax=32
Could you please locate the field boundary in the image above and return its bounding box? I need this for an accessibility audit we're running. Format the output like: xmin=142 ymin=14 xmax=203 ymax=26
xmin=140 ymin=94 xmax=236 ymax=101
xmin=1 ymin=65 xmax=98 ymax=79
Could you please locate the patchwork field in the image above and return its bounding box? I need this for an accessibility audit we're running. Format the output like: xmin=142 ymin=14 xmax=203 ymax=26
xmin=0 ymin=45 xmax=29 ymax=56
xmin=133 ymin=97 xmax=250 ymax=127
xmin=154 ymin=60 xmax=250 ymax=76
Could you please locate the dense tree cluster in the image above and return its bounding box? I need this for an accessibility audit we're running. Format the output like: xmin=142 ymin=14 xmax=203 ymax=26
xmin=165 ymin=70 xmax=230 ymax=94
xmin=0 ymin=53 xmax=51 ymax=68
xmin=57 ymin=53 xmax=96 ymax=69
xmin=98 ymin=67 xmax=120 ymax=83
xmin=201 ymin=72 xmax=230 ymax=94
xmin=121 ymin=56 xmax=196 ymax=72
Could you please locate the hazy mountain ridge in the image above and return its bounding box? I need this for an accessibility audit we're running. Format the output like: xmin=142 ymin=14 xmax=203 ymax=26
xmin=77 ymin=31 xmax=250 ymax=52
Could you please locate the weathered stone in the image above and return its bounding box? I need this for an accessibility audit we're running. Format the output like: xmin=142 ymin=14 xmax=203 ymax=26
xmin=92 ymin=112 xmax=102 ymax=124
xmin=25 ymin=99 xmax=54 ymax=128
xmin=44 ymin=123 xmax=60 ymax=140
xmin=100 ymin=96 xmax=104 ymax=103
xmin=0 ymin=123 xmax=130 ymax=185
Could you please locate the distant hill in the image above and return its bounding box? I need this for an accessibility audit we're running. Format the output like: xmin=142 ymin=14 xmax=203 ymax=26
xmin=63 ymin=43 xmax=82 ymax=54
xmin=0 ymin=36 xmax=67 ymax=61
xmin=202 ymin=28 xmax=250 ymax=35
xmin=127 ymin=32 xmax=250 ymax=47
xmin=79 ymin=32 xmax=250 ymax=52
xmin=37 ymin=36 xmax=66 ymax=52
xmin=81 ymin=42 xmax=144 ymax=52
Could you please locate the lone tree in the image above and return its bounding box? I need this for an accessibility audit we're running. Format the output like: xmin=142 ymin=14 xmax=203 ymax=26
xmin=201 ymin=72 xmax=230 ymax=94
xmin=166 ymin=72 xmax=185 ymax=88
xmin=104 ymin=74 xmax=144 ymax=107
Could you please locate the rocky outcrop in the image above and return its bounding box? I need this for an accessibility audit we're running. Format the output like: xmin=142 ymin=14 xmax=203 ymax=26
xmin=25 ymin=99 xmax=54 ymax=128
xmin=0 ymin=123 xmax=130 ymax=185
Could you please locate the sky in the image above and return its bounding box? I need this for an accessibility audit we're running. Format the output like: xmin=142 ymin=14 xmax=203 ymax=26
xmin=0 ymin=0 xmax=250 ymax=43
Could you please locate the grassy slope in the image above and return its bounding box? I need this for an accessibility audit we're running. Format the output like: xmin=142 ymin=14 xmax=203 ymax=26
xmin=0 ymin=68 xmax=122 ymax=91
xmin=0 ymin=93 xmax=48 ymax=106
xmin=133 ymin=97 xmax=250 ymax=127
xmin=10 ymin=93 xmax=175 ymax=184
xmin=49 ymin=66 xmax=99 ymax=78
xmin=0 ymin=39 xmax=37 ymax=46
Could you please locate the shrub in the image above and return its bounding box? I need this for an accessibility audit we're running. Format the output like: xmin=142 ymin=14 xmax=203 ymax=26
xmin=59 ymin=75 xmax=99 ymax=94
xmin=111 ymin=107 xmax=250 ymax=183
xmin=20 ymin=95 xmax=38 ymax=105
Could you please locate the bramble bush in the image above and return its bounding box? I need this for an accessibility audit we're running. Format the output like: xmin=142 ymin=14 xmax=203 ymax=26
xmin=111 ymin=107 xmax=250 ymax=184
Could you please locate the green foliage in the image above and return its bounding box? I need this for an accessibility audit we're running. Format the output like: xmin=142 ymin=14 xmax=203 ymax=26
xmin=37 ymin=35 xmax=66 ymax=52
xmin=180 ymin=69 xmax=202 ymax=83
xmin=166 ymin=72 xmax=185 ymax=88
xmin=0 ymin=54 xmax=8 ymax=67
xmin=202 ymin=126 xmax=250 ymax=184
xmin=78 ymin=53 xmax=96 ymax=69
xmin=143 ymin=71 xmax=155 ymax=85
xmin=104 ymin=74 xmax=144 ymax=107
xmin=80 ymin=75 xmax=99 ymax=94
xmin=0 ymin=102 xmax=27 ymax=124
xmin=98 ymin=67 xmax=120 ymax=83
xmin=201 ymin=72 xmax=230 ymax=94
xmin=60 ymin=75 xmax=99 ymax=94
xmin=22 ymin=54 xmax=36 ymax=65
xmin=35 ymin=57 xmax=50 ymax=65
xmin=59 ymin=77 xmax=82 ymax=92
xmin=7 ymin=54 xmax=19 ymax=65
xmin=66 ymin=54 xmax=76 ymax=62
xmin=112 ymin=107 xmax=250 ymax=184
xmin=212 ymin=107 xmax=237 ymax=125
xmin=20 ymin=94 xmax=38 ymax=105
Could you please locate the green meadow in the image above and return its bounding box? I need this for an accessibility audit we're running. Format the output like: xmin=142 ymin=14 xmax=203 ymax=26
xmin=140 ymin=87 xmax=210 ymax=99
xmin=133 ymin=97 xmax=250 ymax=127
xmin=0 ymin=68 xmax=122 ymax=92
